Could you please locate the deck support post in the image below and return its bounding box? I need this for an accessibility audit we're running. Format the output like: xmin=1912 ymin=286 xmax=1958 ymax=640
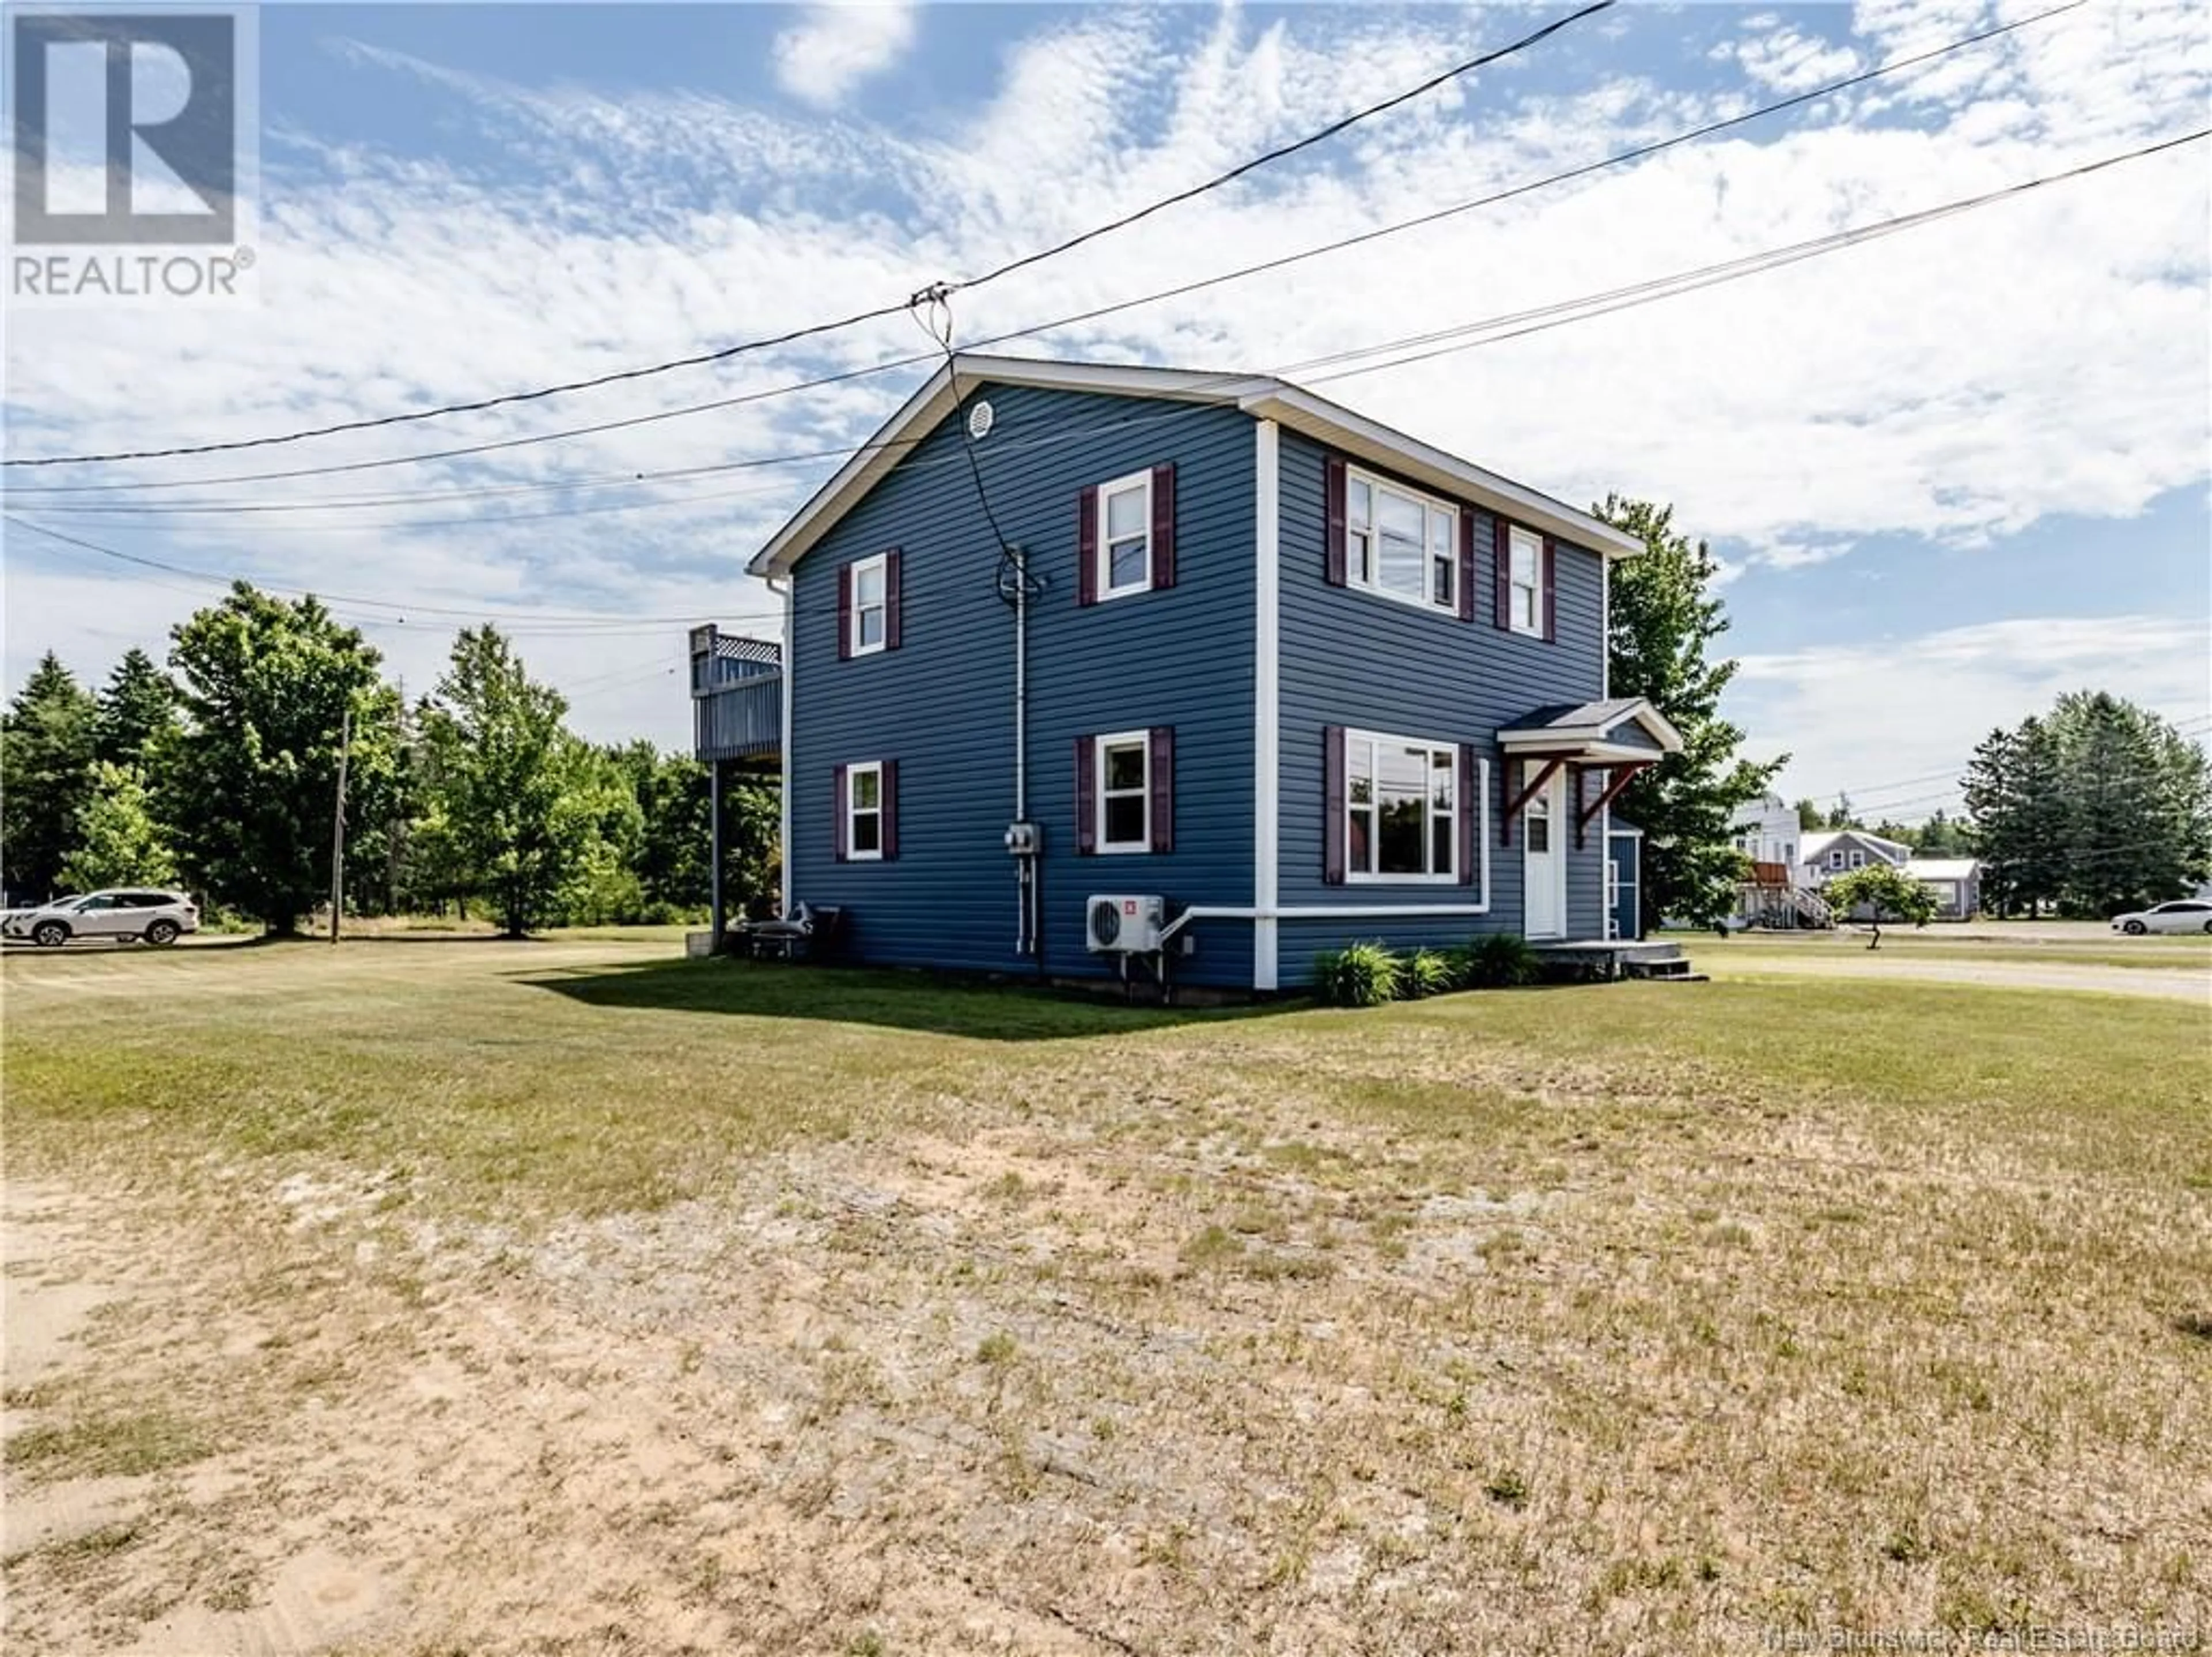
xmin=709 ymin=758 xmax=726 ymax=953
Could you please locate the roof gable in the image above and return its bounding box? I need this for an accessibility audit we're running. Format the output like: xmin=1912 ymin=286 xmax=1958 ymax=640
xmin=747 ymin=355 xmax=1643 ymax=578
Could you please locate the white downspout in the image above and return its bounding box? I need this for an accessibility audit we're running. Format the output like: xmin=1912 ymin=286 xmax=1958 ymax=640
xmin=772 ymin=574 xmax=793 ymax=917
xmin=1252 ymin=419 xmax=1281 ymax=990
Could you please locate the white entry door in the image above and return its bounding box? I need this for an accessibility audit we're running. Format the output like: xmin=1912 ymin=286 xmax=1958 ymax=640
xmin=1523 ymin=768 xmax=1567 ymax=938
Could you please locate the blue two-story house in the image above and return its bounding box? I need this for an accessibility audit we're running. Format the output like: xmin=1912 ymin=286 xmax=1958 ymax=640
xmin=734 ymin=356 xmax=1681 ymax=992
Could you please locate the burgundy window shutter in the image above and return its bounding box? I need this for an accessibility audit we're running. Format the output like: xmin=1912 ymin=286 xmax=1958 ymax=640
xmin=1457 ymin=748 xmax=1477 ymax=886
xmin=883 ymin=549 xmax=902 ymax=651
xmin=1074 ymin=735 xmax=1097 ymax=854
xmin=836 ymin=565 xmax=854 ymax=660
xmin=1456 ymin=510 xmax=1476 ymax=623
xmin=1323 ymin=455 xmax=1348 ymax=587
xmin=1149 ymin=726 xmax=1174 ymax=853
xmin=1491 ymin=517 xmax=1511 ymax=632
xmin=1150 ymin=464 xmax=1177 ymax=589
xmin=1323 ymin=724 xmax=1347 ymax=885
xmin=832 ymin=764 xmax=849 ymax=861
xmin=880 ymin=759 xmax=899 ymax=860
xmin=1541 ymin=536 xmax=1558 ymax=642
xmin=1077 ymin=486 xmax=1099 ymax=607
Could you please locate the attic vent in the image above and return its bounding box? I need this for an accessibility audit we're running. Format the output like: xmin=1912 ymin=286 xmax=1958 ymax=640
xmin=967 ymin=399 xmax=995 ymax=441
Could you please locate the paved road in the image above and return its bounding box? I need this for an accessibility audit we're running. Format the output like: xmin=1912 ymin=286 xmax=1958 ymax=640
xmin=1716 ymin=952 xmax=2212 ymax=1004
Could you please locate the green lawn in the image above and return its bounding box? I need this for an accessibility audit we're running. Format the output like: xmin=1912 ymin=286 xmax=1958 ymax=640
xmin=5 ymin=937 xmax=2206 ymax=1655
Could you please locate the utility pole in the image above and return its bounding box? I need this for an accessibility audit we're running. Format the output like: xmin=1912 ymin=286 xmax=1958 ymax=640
xmin=328 ymin=705 xmax=352 ymax=945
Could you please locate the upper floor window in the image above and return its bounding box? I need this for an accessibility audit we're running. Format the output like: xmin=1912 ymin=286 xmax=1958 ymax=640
xmin=1100 ymin=473 xmax=1152 ymax=598
xmin=1346 ymin=470 xmax=1457 ymax=613
xmin=1829 ymin=849 xmax=1846 ymax=871
xmin=1508 ymin=527 xmax=1544 ymax=636
xmin=839 ymin=550 xmax=900 ymax=660
xmin=1078 ymin=467 xmax=1176 ymax=604
xmin=1849 ymin=849 xmax=1867 ymax=869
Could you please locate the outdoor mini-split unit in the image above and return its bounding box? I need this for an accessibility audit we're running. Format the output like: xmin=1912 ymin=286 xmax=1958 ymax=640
xmin=1086 ymin=895 xmax=1165 ymax=954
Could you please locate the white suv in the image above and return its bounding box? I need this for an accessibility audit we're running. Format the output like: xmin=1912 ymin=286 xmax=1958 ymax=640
xmin=4 ymin=889 xmax=200 ymax=948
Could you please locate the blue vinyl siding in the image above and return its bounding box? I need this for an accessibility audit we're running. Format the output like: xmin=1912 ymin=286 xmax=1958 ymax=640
xmin=1608 ymin=830 xmax=1642 ymax=941
xmin=788 ymin=383 xmax=1258 ymax=986
xmin=1272 ymin=429 xmax=1608 ymax=986
xmin=1604 ymin=722 xmax=1665 ymax=756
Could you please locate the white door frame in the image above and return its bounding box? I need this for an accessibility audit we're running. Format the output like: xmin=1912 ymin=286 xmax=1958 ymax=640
xmin=1523 ymin=767 xmax=1568 ymax=939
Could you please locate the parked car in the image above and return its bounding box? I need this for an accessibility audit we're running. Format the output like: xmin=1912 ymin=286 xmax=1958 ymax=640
xmin=2 ymin=889 xmax=200 ymax=947
xmin=2109 ymin=899 xmax=2212 ymax=936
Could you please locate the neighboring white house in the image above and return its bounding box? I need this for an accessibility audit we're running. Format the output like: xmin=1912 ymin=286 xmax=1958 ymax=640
xmin=1732 ymin=793 xmax=1801 ymax=869
xmin=1799 ymin=830 xmax=1980 ymax=920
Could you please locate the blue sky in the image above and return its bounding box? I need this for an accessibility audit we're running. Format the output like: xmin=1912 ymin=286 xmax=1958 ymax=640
xmin=6 ymin=1 xmax=2207 ymax=815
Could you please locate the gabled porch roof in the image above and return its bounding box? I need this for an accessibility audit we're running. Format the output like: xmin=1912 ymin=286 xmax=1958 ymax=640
xmin=1497 ymin=697 xmax=1685 ymax=764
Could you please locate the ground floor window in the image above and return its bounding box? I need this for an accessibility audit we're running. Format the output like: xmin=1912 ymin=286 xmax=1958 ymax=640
xmin=1346 ymin=730 xmax=1456 ymax=881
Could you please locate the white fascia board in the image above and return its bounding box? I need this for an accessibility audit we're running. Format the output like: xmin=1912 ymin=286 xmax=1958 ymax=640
xmin=1236 ymin=387 xmax=1644 ymax=560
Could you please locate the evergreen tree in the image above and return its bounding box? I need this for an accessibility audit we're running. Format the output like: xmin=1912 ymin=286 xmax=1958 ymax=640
xmin=164 ymin=585 xmax=400 ymax=934
xmin=1824 ymin=793 xmax=1857 ymax=830
xmin=1595 ymin=496 xmax=1783 ymax=930
xmin=1 ymin=653 xmax=101 ymax=901
xmin=93 ymin=648 xmax=179 ymax=771
xmin=60 ymin=762 xmax=180 ymax=891
xmin=1795 ymin=797 xmax=1824 ymax=831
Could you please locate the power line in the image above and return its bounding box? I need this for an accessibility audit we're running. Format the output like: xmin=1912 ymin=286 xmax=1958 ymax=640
xmin=1284 ymin=128 xmax=2212 ymax=388
xmin=24 ymin=117 xmax=2200 ymax=556
xmin=5 ymin=2 xmax=1617 ymax=474
xmin=3 ymin=2 xmax=2078 ymax=503
xmin=14 ymin=127 xmax=2202 ymax=630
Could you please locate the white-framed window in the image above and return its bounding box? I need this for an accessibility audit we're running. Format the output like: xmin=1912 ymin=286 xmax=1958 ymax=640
xmin=1828 ymin=849 xmax=1846 ymax=871
xmin=1849 ymin=849 xmax=1866 ymax=869
xmin=1095 ymin=730 xmax=1150 ymax=852
xmin=1346 ymin=468 xmax=1457 ymax=612
xmin=846 ymin=762 xmax=884 ymax=860
xmin=1345 ymin=729 xmax=1457 ymax=882
xmin=850 ymin=553 xmax=889 ymax=656
xmin=1508 ymin=525 xmax=1544 ymax=636
xmin=1097 ymin=472 xmax=1153 ymax=600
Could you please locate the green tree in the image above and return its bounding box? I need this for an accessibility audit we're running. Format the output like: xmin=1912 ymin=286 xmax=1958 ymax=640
xmin=1912 ymin=808 xmax=1972 ymax=858
xmin=1595 ymin=496 xmax=1783 ymax=930
xmin=1824 ymin=793 xmax=1857 ymax=830
xmin=1968 ymin=697 xmax=2206 ymax=918
xmin=93 ymin=647 xmax=179 ymax=770
xmin=1795 ymin=797 xmax=1824 ymax=831
xmin=2049 ymin=691 xmax=2209 ymax=915
xmin=164 ymin=585 xmax=400 ymax=935
xmin=1824 ymin=862 xmax=1940 ymax=949
xmin=1 ymin=652 xmax=101 ymax=901
xmin=60 ymin=762 xmax=179 ymax=891
xmin=417 ymin=627 xmax=592 ymax=937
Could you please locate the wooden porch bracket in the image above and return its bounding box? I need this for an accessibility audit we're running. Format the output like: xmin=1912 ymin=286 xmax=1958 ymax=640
xmin=1575 ymin=761 xmax=1651 ymax=848
xmin=1499 ymin=754 xmax=1573 ymax=846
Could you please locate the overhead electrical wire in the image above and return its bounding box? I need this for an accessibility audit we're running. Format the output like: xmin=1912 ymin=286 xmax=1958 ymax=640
xmin=4 ymin=1 xmax=1619 ymax=473
xmin=12 ymin=126 xmax=2203 ymax=629
xmin=4 ymin=1 xmax=2084 ymax=503
xmin=15 ymin=119 xmax=2200 ymax=560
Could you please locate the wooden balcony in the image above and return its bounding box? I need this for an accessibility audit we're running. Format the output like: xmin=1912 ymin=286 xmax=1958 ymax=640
xmin=690 ymin=625 xmax=781 ymax=766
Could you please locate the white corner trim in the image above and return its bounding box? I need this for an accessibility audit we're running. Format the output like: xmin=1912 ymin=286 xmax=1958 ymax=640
xmin=775 ymin=575 xmax=794 ymax=914
xmin=1253 ymin=418 xmax=1281 ymax=992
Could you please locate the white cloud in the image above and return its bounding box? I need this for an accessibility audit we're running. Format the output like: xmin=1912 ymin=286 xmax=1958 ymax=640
xmin=772 ymin=2 xmax=918 ymax=109
xmin=3 ymin=0 xmax=2207 ymax=752
xmin=1732 ymin=615 xmax=2212 ymax=807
